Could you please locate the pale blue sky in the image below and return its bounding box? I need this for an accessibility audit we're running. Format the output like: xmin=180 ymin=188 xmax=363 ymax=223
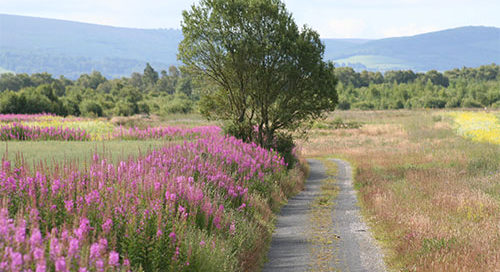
xmin=0 ymin=0 xmax=498 ymax=38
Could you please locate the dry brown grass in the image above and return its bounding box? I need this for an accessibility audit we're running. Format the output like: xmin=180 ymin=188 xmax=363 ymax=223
xmin=300 ymin=110 xmax=500 ymax=271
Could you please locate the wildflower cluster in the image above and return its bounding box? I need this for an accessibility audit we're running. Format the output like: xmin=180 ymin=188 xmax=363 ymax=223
xmin=0 ymin=114 xmax=221 ymax=142
xmin=112 ymin=126 xmax=222 ymax=140
xmin=0 ymin=122 xmax=91 ymax=141
xmin=0 ymin=114 xmax=112 ymax=141
xmin=0 ymin=114 xmax=57 ymax=122
xmin=448 ymin=112 xmax=500 ymax=144
xmin=0 ymin=132 xmax=289 ymax=271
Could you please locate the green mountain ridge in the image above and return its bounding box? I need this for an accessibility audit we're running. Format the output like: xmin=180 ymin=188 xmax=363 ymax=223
xmin=1 ymin=14 xmax=499 ymax=78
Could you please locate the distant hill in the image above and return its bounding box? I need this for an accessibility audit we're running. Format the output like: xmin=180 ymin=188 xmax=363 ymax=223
xmin=328 ymin=26 xmax=500 ymax=71
xmin=0 ymin=14 xmax=183 ymax=78
xmin=1 ymin=14 xmax=499 ymax=78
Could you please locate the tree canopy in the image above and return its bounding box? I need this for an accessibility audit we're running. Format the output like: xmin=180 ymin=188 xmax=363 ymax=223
xmin=0 ymin=65 xmax=199 ymax=117
xmin=179 ymin=0 xmax=338 ymax=156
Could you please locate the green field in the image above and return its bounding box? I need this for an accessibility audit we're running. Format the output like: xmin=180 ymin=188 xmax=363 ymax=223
xmin=0 ymin=140 xmax=171 ymax=167
xmin=334 ymin=55 xmax=411 ymax=71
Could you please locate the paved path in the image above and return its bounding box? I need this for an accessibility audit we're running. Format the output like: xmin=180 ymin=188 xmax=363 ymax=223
xmin=263 ymin=158 xmax=386 ymax=272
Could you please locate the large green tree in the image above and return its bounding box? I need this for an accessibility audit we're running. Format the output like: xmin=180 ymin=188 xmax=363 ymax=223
xmin=179 ymin=0 xmax=338 ymax=152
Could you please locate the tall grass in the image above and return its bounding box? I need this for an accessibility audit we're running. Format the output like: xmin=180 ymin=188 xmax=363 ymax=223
xmin=301 ymin=110 xmax=500 ymax=271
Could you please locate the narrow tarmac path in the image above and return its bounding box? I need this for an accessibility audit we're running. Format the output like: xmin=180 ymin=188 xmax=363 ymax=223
xmin=263 ymin=158 xmax=386 ymax=272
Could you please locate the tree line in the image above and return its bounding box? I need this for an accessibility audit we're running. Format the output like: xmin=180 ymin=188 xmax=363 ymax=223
xmin=0 ymin=64 xmax=196 ymax=117
xmin=0 ymin=63 xmax=498 ymax=117
xmin=335 ymin=63 xmax=500 ymax=110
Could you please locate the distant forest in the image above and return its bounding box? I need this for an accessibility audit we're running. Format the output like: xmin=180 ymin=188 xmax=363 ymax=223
xmin=0 ymin=63 xmax=498 ymax=117
xmin=0 ymin=64 xmax=195 ymax=117
xmin=335 ymin=63 xmax=500 ymax=110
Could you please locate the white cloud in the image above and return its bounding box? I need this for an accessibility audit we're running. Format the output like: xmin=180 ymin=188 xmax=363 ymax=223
xmin=317 ymin=18 xmax=367 ymax=38
xmin=382 ymin=24 xmax=442 ymax=38
xmin=0 ymin=0 xmax=194 ymax=29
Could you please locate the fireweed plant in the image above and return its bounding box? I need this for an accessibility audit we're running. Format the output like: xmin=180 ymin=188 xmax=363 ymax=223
xmin=0 ymin=128 xmax=301 ymax=271
xmin=0 ymin=123 xmax=91 ymax=141
xmin=0 ymin=114 xmax=222 ymax=142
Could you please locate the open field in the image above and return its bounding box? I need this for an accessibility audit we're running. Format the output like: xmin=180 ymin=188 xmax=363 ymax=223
xmin=1 ymin=110 xmax=499 ymax=271
xmin=0 ymin=114 xmax=305 ymax=271
xmin=0 ymin=114 xmax=220 ymax=166
xmin=300 ymin=110 xmax=500 ymax=271
xmin=0 ymin=140 xmax=169 ymax=167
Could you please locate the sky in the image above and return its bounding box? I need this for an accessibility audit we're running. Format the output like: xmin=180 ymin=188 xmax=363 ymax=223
xmin=0 ymin=0 xmax=499 ymax=39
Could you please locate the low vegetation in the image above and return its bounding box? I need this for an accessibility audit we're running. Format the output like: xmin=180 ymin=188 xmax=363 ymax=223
xmin=0 ymin=0 xmax=497 ymax=271
xmin=0 ymin=122 xmax=305 ymax=271
xmin=301 ymin=110 xmax=500 ymax=271
xmin=0 ymin=114 xmax=219 ymax=141
xmin=448 ymin=111 xmax=500 ymax=144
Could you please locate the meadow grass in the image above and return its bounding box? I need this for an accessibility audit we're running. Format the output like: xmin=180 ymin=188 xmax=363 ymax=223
xmin=0 ymin=113 xmax=218 ymax=166
xmin=300 ymin=110 xmax=500 ymax=271
xmin=110 ymin=113 xmax=220 ymax=128
xmin=0 ymin=140 xmax=170 ymax=167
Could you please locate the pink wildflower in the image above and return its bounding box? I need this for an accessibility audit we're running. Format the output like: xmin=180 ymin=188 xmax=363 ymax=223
xmin=108 ymin=251 xmax=119 ymax=267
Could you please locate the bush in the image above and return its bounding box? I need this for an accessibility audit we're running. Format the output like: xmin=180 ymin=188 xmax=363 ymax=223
xmin=273 ymin=132 xmax=297 ymax=168
xmin=79 ymin=99 xmax=103 ymax=117
xmin=137 ymin=101 xmax=150 ymax=115
xmin=423 ymin=97 xmax=446 ymax=109
xmin=113 ymin=101 xmax=136 ymax=116
xmin=352 ymin=101 xmax=375 ymax=110
xmin=445 ymin=97 xmax=461 ymax=108
xmin=162 ymin=93 xmax=193 ymax=114
xmin=336 ymin=100 xmax=351 ymax=110
xmin=388 ymin=100 xmax=404 ymax=109
xmin=462 ymin=98 xmax=483 ymax=108
xmin=223 ymin=122 xmax=297 ymax=169
xmin=0 ymin=91 xmax=25 ymax=113
xmin=490 ymin=101 xmax=500 ymax=109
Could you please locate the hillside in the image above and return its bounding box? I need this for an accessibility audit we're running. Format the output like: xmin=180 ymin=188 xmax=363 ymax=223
xmin=330 ymin=26 xmax=500 ymax=71
xmin=0 ymin=14 xmax=182 ymax=78
xmin=1 ymin=14 xmax=499 ymax=77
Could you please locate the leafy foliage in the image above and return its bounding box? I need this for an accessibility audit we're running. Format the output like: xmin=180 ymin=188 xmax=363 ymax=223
xmin=335 ymin=64 xmax=500 ymax=110
xmin=179 ymin=0 xmax=338 ymax=162
xmin=0 ymin=65 xmax=197 ymax=116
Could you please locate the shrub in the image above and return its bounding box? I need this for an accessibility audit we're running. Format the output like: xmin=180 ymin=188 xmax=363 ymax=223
xmin=113 ymin=101 xmax=135 ymax=116
xmin=445 ymin=97 xmax=461 ymax=108
xmin=352 ymin=101 xmax=375 ymax=110
xmin=336 ymin=100 xmax=351 ymax=110
xmin=491 ymin=101 xmax=500 ymax=109
xmin=461 ymin=98 xmax=483 ymax=108
xmin=79 ymin=99 xmax=104 ymax=117
xmin=162 ymin=93 xmax=193 ymax=114
xmin=423 ymin=97 xmax=446 ymax=109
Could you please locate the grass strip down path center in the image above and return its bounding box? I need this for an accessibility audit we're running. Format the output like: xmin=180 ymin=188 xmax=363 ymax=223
xmin=263 ymin=158 xmax=386 ymax=271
